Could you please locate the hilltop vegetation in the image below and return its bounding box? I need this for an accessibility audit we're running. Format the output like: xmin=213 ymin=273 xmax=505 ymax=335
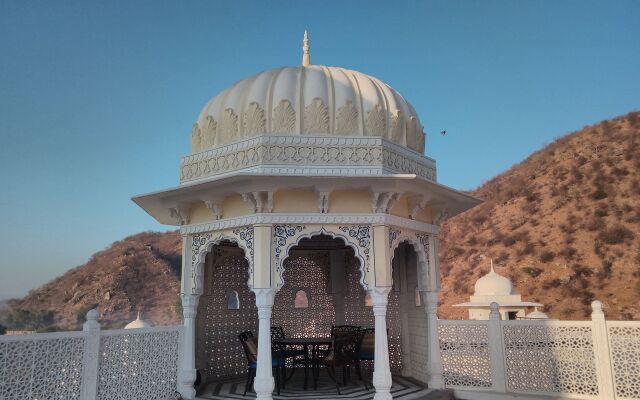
xmin=438 ymin=111 xmax=640 ymax=320
xmin=2 ymin=231 xmax=182 ymax=331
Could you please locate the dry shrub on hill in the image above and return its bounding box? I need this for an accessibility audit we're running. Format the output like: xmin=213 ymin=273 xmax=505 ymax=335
xmin=439 ymin=111 xmax=640 ymax=320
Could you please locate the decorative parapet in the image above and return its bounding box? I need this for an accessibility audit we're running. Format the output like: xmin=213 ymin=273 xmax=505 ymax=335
xmin=180 ymin=135 xmax=437 ymax=183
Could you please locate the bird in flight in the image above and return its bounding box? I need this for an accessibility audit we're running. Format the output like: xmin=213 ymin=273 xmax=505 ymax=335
xmin=440 ymin=130 xmax=447 ymax=136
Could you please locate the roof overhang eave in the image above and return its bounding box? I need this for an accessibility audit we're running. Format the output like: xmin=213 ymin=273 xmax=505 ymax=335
xmin=132 ymin=173 xmax=482 ymax=225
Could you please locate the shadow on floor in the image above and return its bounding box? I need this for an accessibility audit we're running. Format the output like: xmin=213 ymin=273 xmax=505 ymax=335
xmin=196 ymin=372 xmax=450 ymax=399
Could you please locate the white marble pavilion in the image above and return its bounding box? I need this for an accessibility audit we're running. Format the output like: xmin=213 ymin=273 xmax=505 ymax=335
xmin=133 ymin=32 xmax=480 ymax=400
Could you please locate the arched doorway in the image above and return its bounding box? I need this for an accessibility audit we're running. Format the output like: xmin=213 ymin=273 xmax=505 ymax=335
xmin=195 ymin=240 xmax=257 ymax=384
xmin=392 ymin=240 xmax=428 ymax=382
xmin=272 ymin=234 xmax=358 ymax=337
xmin=272 ymin=233 xmax=403 ymax=372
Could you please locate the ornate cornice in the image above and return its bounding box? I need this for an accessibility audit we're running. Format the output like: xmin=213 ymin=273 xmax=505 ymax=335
xmin=180 ymin=135 xmax=436 ymax=183
xmin=179 ymin=213 xmax=439 ymax=235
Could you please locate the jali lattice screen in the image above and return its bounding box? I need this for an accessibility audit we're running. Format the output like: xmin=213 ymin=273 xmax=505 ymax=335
xmin=96 ymin=328 xmax=180 ymax=400
xmin=273 ymin=253 xmax=336 ymax=338
xmin=502 ymin=323 xmax=598 ymax=396
xmin=438 ymin=322 xmax=492 ymax=388
xmin=608 ymin=324 xmax=640 ymax=399
xmin=196 ymin=249 xmax=258 ymax=382
xmin=0 ymin=333 xmax=85 ymax=400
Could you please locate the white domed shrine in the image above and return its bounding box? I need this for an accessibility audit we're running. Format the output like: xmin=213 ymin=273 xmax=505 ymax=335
xmin=454 ymin=260 xmax=543 ymax=320
xmin=133 ymin=32 xmax=481 ymax=400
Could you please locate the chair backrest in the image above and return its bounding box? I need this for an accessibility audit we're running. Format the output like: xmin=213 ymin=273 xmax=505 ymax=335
xmin=331 ymin=325 xmax=360 ymax=338
xmin=238 ymin=331 xmax=258 ymax=364
xmin=270 ymin=326 xmax=286 ymax=353
xmin=332 ymin=330 xmax=359 ymax=365
xmin=359 ymin=328 xmax=375 ymax=353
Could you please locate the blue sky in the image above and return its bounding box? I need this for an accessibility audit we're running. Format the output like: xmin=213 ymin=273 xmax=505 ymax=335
xmin=1 ymin=0 xmax=638 ymax=299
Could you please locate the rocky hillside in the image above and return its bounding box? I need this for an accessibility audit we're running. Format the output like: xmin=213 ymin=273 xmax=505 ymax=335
xmin=3 ymin=231 xmax=182 ymax=330
xmin=3 ymin=112 xmax=639 ymax=330
xmin=438 ymin=111 xmax=640 ymax=320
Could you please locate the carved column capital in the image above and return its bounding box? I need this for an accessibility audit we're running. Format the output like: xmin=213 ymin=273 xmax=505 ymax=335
xmin=181 ymin=293 xmax=200 ymax=319
xmin=370 ymin=286 xmax=391 ymax=316
xmin=253 ymin=288 xmax=276 ymax=308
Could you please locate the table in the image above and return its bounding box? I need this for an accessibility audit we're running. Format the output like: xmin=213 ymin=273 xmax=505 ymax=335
xmin=273 ymin=337 xmax=332 ymax=390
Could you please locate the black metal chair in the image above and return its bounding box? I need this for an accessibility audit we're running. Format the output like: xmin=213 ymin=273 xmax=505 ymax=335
xmin=270 ymin=326 xmax=305 ymax=388
xmin=355 ymin=327 xmax=375 ymax=388
xmin=322 ymin=329 xmax=361 ymax=394
xmin=238 ymin=330 xmax=282 ymax=396
xmin=330 ymin=324 xmax=360 ymax=338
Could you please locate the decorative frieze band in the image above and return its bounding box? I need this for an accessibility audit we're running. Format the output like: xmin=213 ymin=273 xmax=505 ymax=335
xmin=180 ymin=213 xmax=439 ymax=236
xmin=180 ymin=135 xmax=437 ymax=183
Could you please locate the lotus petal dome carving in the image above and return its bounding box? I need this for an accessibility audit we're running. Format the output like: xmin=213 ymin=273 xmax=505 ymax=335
xmin=193 ymin=65 xmax=425 ymax=153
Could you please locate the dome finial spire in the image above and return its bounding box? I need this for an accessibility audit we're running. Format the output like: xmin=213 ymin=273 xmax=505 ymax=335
xmin=490 ymin=258 xmax=495 ymax=273
xmin=302 ymin=30 xmax=311 ymax=67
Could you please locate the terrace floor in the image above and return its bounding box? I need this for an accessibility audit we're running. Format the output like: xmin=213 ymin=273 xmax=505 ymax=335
xmin=197 ymin=373 xmax=451 ymax=400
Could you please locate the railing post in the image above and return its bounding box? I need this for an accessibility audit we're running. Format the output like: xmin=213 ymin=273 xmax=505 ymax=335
xmin=591 ymin=300 xmax=616 ymax=400
xmin=80 ymin=309 xmax=101 ymax=400
xmin=488 ymin=302 xmax=507 ymax=392
xmin=178 ymin=293 xmax=200 ymax=399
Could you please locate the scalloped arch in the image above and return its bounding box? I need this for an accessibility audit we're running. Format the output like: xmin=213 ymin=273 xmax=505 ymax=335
xmin=390 ymin=235 xmax=430 ymax=291
xmin=276 ymin=227 xmax=369 ymax=291
xmin=191 ymin=234 xmax=253 ymax=294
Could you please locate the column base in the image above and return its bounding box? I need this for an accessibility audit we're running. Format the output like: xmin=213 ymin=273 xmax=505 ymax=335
xmin=427 ymin=362 xmax=445 ymax=390
xmin=373 ymin=371 xmax=393 ymax=400
xmin=177 ymin=368 xmax=197 ymax=399
xmin=253 ymin=376 xmax=275 ymax=400
xmin=373 ymin=390 xmax=393 ymax=400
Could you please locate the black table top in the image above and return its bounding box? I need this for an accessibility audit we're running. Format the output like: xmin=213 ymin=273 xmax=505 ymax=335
xmin=274 ymin=337 xmax=332 ymax=345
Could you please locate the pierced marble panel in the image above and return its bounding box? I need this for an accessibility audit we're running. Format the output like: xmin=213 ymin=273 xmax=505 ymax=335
xmin=96 ymin=329 xmax=180 ymax=400
xmin=0 ymin=334 xmax=84 ymax=400
xmin=196 ymin=252 xmax=257 ymax=381
xmin=273 ymin=254 xmax=335 ymax=338
xmin=502 ymin=324 xmax=598 ymax=396
xmin=438 ymin=323 xmax=492 ymax=388
xmin=343 ymin=253 xmax=402 ymax=373
xmin=609 ymin=325 xmax=640 ymax=399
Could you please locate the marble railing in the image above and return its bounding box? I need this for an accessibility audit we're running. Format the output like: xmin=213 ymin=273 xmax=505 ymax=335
xmin=0 ymin=312 xmax=182 ymax=400
xmin=438 ymin=301 xmax=640 ymax=400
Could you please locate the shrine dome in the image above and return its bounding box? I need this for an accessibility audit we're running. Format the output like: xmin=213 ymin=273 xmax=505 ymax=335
xmin=190 ymin=33 xmax=425 ymax=154
xmin=474 ymin=265 xmax=514 ymax=296
xmin=124 ymin=313 xmax=150 ymax=329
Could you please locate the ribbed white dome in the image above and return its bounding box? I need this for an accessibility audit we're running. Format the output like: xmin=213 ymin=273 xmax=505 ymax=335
xmin=474 ymin=266 xmax=514 ymax=296
xmin=526 ymin=307 xmax=549 ymax=320
xmin=124 ymin=314 xmax=150 ymax=329
xmin=190 ymin=65 xmax=425 ymax=153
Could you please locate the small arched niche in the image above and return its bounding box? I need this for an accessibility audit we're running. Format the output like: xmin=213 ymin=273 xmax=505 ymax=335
xmin=227 ymin=290 xmax=240 ymax=310
xmin=364 ymin=291 xmax=373 ymax=307
xmin=294 ymin=289 xmax=310 ymax=308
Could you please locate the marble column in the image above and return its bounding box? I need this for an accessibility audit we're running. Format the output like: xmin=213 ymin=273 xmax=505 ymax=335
xmin=253 ymin=288 xmax=276 ymax=399
xmin=371 ymin=286 xmax=393 ymax=400
xmin=178 ymin=293 xmax=200 ymax=399
xmin=423 ymin=291 xmax=444 ymax=389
